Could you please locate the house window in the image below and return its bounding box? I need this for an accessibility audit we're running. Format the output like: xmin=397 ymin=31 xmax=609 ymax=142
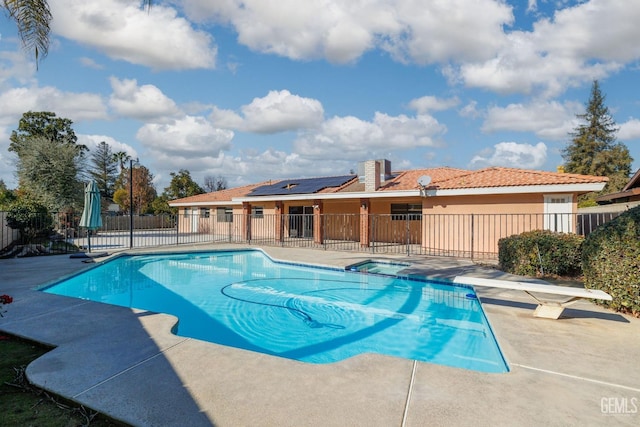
xmin=217 ymin=207 xmax=233 ymax=222
xmin=252 ymin=206 xmax=264 ymax=218
xmin=391 ymin=204 xmax=422 ymax=221
xmin=200 ymin=208 xmax=210 ymax=218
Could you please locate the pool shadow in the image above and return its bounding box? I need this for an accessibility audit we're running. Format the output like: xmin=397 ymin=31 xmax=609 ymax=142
xmin=0 ymin=256 xmax=216 ymax=426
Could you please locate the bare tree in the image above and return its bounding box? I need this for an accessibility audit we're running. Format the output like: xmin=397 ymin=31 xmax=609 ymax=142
xmin=203 ymin=175 xmax=228 ymax=192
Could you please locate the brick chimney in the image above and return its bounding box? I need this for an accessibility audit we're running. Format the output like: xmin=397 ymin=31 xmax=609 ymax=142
xmin=364 ymin=160 xmax=380 ymax=192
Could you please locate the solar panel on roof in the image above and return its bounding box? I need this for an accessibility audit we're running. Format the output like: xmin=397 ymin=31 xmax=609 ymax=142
xmin=249 ymin=175 xmax=356 ymax=196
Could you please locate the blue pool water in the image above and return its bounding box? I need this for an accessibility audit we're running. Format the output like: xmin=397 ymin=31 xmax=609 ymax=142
xmin=41 ymin=250 xmax=508 ymax=373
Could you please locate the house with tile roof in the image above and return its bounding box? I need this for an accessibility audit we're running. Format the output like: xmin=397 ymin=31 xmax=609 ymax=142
xmin=169 ymin=160 xmax=607 ymax=258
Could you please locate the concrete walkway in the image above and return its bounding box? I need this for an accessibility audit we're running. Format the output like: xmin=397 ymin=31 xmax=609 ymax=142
xmin=1 ymin=244 xmax=639 ymax=426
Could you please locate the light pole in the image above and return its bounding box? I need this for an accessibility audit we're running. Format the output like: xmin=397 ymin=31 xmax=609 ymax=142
xmin=129 ymin=158 xmax=139 ymax=249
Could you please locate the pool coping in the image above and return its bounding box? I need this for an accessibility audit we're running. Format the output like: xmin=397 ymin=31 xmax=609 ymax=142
xmin=1 ymin=244 xmax=639 ymax=426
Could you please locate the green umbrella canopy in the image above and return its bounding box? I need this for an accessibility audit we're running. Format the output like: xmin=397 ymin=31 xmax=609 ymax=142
xmin=79 ymin=180 xmax=102 ymax=230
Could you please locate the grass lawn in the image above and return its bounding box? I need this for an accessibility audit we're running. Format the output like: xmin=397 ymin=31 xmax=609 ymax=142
xmin=0 ymin=333 xmax=126 ymax=426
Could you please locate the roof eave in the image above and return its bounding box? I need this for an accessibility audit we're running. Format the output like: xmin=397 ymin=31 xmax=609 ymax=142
xmin=171 ymin=183 xmax=606 ymax=206
xmin=169 ymin=201 xmax=243 ymax=207
xmin=426 ymin=182 xmax=607 ymax=197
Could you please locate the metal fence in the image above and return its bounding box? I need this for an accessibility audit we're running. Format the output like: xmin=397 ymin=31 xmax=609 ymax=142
xmin=0 ymin=210 xmax=623 ymax=260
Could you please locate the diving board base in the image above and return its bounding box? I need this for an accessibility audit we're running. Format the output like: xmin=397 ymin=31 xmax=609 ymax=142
xmin=527 ymin=292 xmax=584 ymax=319
xmin=533 ymin=304 xmax=565 ymax=320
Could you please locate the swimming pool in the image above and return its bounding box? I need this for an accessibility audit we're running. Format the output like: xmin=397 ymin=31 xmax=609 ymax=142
xmin=41 ymin=250 xmax=508 ymax=373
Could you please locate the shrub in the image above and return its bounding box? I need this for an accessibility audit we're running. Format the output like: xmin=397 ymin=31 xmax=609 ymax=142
xmin=582 ymin=205 xmax=640 ymax=316
xmin=6 ymin=199 xmax=53 ymax=244
xmin=498 ymin=230 xmax=584 ymax=277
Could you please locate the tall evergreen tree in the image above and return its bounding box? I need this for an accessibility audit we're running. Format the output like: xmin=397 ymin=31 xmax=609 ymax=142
xmin=89 ymin=141 xmax=118 ymax=198
xmin=562 ymin=80 xmax=633 ymax=202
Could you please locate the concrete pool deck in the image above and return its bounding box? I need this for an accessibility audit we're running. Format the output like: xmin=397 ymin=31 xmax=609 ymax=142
xmin=0 ymin=244 xmax=639 ymax=426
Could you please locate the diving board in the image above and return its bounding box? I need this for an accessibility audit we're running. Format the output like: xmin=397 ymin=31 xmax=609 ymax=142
xmin=453 ymin=276 xmax=612 ymax=319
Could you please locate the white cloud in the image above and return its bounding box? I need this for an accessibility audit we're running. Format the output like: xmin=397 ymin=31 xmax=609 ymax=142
xmin=294 ymin=112 xmax=445 ymax=161
xmin=79 ymin=57 xmax=104 ymax=70
xmin=0 ymin=86 xmax=107 ymax=124
xmin=470 ymin=142 xmax=547 ymax=169
xmin=618 ymin=118 xmax=640 ymax=141
xmin=78 ymin=134 xmax=138 ymax=158
xmin=457 ymin=0 xmax=638 ymax=96
xmin=109 ymin=77 xmax=181 ymax=121
xmin=136 ymin=115 xmax=234 ymax=158
xmin=482 ymin=100 xmax=581 ymax=140
xmin=0 ymin=44 xmax=37 ymax=89
xmin=182 ymin=0 xmax=512 ymax=64
xmin=459 ymin=101 xmax=480 ymax=119
xmin=211 ymin=90 xmax=324 ymax=133
xmin=383 ymin=0 xmax=512 ymax=64
xmin=408 ymin=96 xmax=459 ymax=114
xmin=50 ymin=0 xmax=217 ymax=70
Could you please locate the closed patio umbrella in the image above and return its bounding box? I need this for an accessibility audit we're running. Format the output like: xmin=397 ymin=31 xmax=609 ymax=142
xmin=79 ymin=180 xmax=102 ymax=253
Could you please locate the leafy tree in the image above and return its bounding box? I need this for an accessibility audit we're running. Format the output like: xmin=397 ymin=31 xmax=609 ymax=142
xmin=150 ymin=195 xmax=173 ymax=215
xmin=203 ymin=174 xmax=228 ymax=192
xmin=9 ymin=111 xmax=83 ymax=156
xmin=0 ymin=180 xmax=17 ymax=209
xmin=6 ymin=198 xmax=52 ymax=244
xmin=112 ymin=188 xmax=129 ymax=213
xmin=89 ymin=141 xmax=118 ymax=198
xmin=164 ymin=169 xmax=204 ymax=200
xmin=3 ymin=1 xmax=152 ymax=64
xmin=15 ymin=135 xmax=85 ymax=211
xmin=114 ymin=165 xmax=157 ymax=214
xmin=563 ymin=81 xmax=633 ymax=204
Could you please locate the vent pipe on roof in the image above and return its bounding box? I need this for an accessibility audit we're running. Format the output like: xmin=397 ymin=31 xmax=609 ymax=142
xmin=364 ymin=160 xmax=381 ymax=192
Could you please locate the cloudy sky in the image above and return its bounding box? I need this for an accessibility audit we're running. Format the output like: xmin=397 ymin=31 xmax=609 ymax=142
xmin=1 ymin=0 xmax=639 ymax=191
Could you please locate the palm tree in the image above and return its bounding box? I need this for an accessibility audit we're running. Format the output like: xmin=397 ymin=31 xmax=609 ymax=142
xmin=3 ymin=0 xmax=152 ymax=64
xmin=3 ymin=0 xmax=52 ymax=63
xmin=112 ymin=151 xmax=132 ymax=173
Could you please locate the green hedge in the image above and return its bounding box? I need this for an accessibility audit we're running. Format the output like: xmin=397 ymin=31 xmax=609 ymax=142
xmin=582 ymin=205 xmax=640 ymax=316
xmin=498 ymin=230 xmax=584 ymax=277
xmin=6 ymin=199 xmax=53 ymax=244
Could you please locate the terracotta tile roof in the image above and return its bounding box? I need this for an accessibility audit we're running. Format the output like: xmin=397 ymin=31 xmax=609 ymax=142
xmin=169 ymin=182 xmax=270 ymax=204
xmin=378 ymin=167 xmax=470 ymax=191
xmin=337 ymin=167 xmax=469 ymax=192
xmin=170 ymin=166 xmax=609 ymax=205
xmin=425 ymin=167 xmax=608 ymax=190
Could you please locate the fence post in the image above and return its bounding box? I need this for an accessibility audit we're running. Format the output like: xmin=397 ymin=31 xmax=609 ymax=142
xmin=470 ymin=214 xmax=474 ymax=260
xmin=175 ymin=213 xmax=179 ymax=246
xmin=406 ymin=214 xmax=410 ymax=256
